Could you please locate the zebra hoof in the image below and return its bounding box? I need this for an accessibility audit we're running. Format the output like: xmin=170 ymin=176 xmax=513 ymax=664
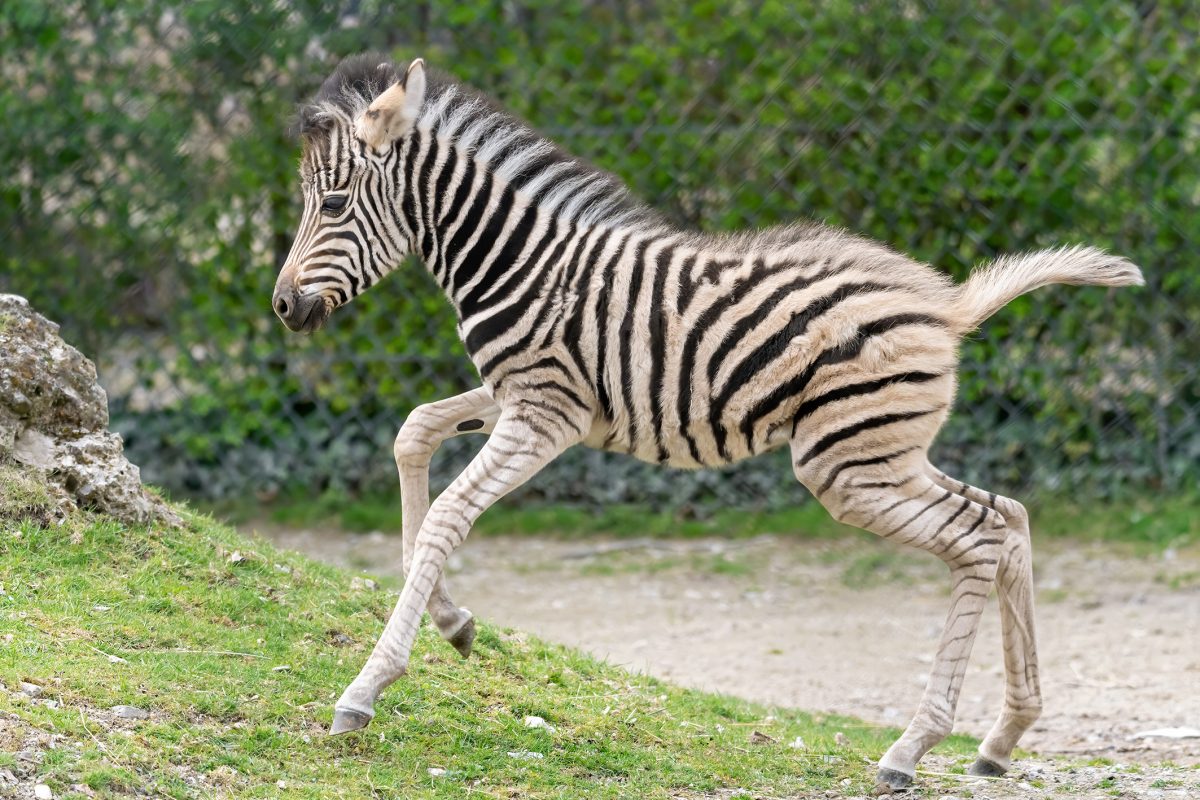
xmin=447 ymin=617 xmax=477 ymax=659
xmin=874 ymin=767 xmax=914 ymax=794
xmin=967 ymin=756 xmax=1007 ymax=777
xmin=329 ymin=706 xmax=373 ymax=736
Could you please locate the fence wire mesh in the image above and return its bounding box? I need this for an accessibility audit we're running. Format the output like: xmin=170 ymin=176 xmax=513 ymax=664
xmin=2 ymin=1 xmax=1196 ymax=511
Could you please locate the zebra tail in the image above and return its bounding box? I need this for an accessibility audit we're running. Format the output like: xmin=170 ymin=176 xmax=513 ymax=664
xmin=949 ymin=245 xmax=1144 ymax=334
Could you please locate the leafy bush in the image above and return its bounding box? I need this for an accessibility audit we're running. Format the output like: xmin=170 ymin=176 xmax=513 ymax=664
xmin=1 ymin=0 xmax=1196 ymax=506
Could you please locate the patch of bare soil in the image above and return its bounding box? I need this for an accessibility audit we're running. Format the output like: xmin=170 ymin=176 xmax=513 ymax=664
xmin=257 ymin=526 xmax=1200 ymax=795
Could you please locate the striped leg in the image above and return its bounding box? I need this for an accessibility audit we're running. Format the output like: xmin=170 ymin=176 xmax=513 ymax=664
xmin=927 ymin=463 xmax=1041 ymax=776
xmin=331 ymin=402 xmax=587 ymax=734
xmin=798 ymin=449 xmax=1006 ymax=791
xmin=393 ymin=388 xmax=502 ymax=657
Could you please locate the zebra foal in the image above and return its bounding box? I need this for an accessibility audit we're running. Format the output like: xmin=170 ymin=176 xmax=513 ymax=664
xmin=271 ymin=54 xmax=1142 ymax=792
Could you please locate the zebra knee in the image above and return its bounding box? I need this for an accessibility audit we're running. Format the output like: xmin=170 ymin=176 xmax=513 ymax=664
xmin=394 ymin=404 xmax=442 ymax=468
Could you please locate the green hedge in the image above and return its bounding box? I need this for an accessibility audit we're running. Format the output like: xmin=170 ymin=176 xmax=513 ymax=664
xmin=2 ymin=1 xmax=1196 ymax=505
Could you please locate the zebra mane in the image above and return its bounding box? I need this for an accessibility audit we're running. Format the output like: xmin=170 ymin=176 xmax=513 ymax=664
xmin=296 ymin=53 xmax=664 ymax=230
xmin=294 ymin=52 xmax=403 ymax=138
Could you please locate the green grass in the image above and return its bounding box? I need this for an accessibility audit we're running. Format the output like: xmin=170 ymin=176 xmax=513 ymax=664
xmin=210 ymin=488 xmax=1200 ymax=550
xmin=0 ymin=460 xmax=58 ymax=526
xmin=1 ymin=497 xmax=983 ymax=798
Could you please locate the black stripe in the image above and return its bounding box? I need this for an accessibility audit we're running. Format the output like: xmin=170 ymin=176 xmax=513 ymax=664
xmin=432 ymin=142 xmax=459 ymax=225
xmin=800 ymin=406 xmax=942 ymax=464
xmin=734 ymin=313 xmax=949 ymax=457
xmin=617 ymin=240 xmax=651 ymax=448
xmin=463 ymin=217 xmax=559 ymax=357
xmin=939 ymin=508 xmax=991 ymax=557
xmin=933 ymin=497 xmax=974 ymax=537
xmin=444 ymin=169 xmax=495 ymax=293
xmin=476 ymin=224 xmax=578 ymax=376
xmin=674 ymin=254 xmax=698 ymax=314
xmin=451 ymin=183 xmax=514 ymax=297
xmin=562 ymin=228 xmax=612 ymax=382
xmin=816 ymin=446 xmax=919 ymax=495
xmin=888 ymin=491 xmax=953 ymax=538
xmin=459 ymin=202 xmax=538 ymax=316
xmin=493 ymin=355 xmax=576 ymax=393
xmin=676 ymin=258 xmax=775 ymax=463
xmin=788 ymin=372 xmax=944 ymax=436
xmin=400 ymin=130 xmax=422 ymax=259
xmin=436 ymin=156 xmax=477 ymax=280
xmin=648 ymin=243 xmax=676 ymax=462
xmin=473 ymin=214 xmax=565 ymax=317
xmin=713 ymin=280 xmax=892 ymax=403
xmin=536 ymin=228 xmax=593 ymax=348
xmin=299 ymin=260 xmax=358 ymax=295
xmin=703 ymin=257 xmax=832 ymax=387
xmin=592 ymin=233 xmax=629 ymax=420
xmin=506 ymin=151 xmax=560 ymax=191
xmin=520 ymin=381 xmax=591 ymax=411
xmin=519 ymin=397 xmax=584 ymax=434
xmin=417 ymin=136 xmax=439 ymax=260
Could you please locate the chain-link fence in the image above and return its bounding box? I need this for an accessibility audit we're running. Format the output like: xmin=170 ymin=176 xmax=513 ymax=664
xmin=2 ymin=1 xmax=1196 ymax=512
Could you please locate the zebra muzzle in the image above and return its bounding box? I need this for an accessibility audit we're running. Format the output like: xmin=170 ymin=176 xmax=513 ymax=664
xmin=273 ymin=286 xmax=329 ymax=334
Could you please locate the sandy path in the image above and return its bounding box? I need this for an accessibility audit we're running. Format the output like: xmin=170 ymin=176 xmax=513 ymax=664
xmin=256 ymin=526 xmax=1200 ymax=768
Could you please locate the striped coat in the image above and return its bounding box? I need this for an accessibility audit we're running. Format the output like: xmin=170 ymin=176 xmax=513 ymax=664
xmin=272 ymin=53 xmax=1142 ymax=793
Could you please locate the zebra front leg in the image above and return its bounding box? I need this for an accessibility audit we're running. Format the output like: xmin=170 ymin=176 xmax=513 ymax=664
xmin=926 ymin=464 xmax=1041 ymax=776
xmin=800 ymin=454 xmax=1004 ymax=792
xmin=394 ymin=388 xmax=501 ymax=658
xmin=331 ymin=402 xmax=587 ymax=735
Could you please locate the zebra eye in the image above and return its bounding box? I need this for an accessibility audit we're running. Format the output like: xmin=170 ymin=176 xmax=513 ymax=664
xmin=321 ymin=194 xmax=348 ymax=213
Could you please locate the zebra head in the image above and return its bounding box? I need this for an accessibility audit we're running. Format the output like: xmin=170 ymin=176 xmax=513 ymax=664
xmin=273 ymin=56 xmax=427 ymax=333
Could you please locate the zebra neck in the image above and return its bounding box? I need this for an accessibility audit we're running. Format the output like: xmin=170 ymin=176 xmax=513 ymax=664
xmin=401 ymin=114 xmax=654 ymax=323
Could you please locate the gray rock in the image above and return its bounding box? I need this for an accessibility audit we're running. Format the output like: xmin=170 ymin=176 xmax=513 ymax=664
xmin=18 ymin=681 xmax=43 ymax=698
xmin=0 ymin=294 xmax=179 ymax=527
xmin=110 ymin=704 xmax=151 ymax=720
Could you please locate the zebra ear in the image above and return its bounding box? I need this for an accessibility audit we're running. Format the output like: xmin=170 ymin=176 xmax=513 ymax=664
xmin=354 ymin=58 xmax=427 ymax=150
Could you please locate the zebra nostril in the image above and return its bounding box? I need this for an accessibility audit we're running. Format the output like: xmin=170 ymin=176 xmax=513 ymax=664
xmin=275 ymin=297 xmax=290 ymax=317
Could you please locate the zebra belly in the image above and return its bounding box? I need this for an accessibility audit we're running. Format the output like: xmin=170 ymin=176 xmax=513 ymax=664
xmin=582 ymin=404 xmax=790 ymax=469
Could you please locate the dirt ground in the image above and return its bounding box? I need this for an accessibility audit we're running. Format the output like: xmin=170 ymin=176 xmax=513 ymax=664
xmin=258 ymin=525 xmax=1200 ymax=784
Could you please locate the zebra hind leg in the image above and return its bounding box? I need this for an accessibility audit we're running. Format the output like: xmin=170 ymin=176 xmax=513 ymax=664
xmin=926 ymin=463 xmax=1041 ymax=776
xmin=795 ymin=449 xmax=1010 ymax=792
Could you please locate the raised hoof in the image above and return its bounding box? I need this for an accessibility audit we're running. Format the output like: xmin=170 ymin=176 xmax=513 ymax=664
xmin=329 ymin=707 xmax=373 ymax=736
xmin=967 ymin=756 xmax=1007 ymax=777
xmin=874 ymin=767 xmax=914 ymax=794
xmin=447 ymin=617 xmax=476 ymax=659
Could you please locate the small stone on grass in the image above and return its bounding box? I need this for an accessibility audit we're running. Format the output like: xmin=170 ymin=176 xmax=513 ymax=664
xmin=34 ymin=784 xmax=53 ymax=800
xmin=523 ymin=715 xmax=555 ymax=733
xmin=111 ymin=704 xmax=150 ymax=720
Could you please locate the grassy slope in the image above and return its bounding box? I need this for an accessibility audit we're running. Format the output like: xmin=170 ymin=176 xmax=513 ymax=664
xmin=0 ymin=505 xmax=983 ymax=799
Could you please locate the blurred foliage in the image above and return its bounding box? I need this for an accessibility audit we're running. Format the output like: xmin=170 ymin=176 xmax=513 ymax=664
xmin=0 ymin=0 xmax=1197 ymax=506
